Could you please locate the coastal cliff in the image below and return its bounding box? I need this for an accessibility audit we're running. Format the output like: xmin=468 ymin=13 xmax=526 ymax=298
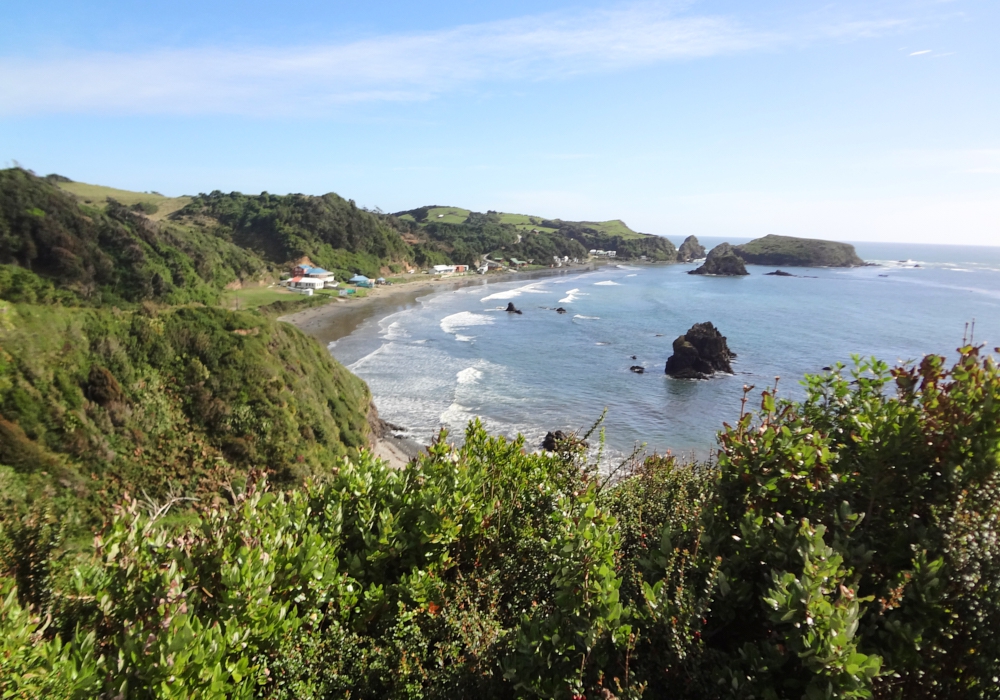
xmin=735 ymin=234 xmax=864 ymax=267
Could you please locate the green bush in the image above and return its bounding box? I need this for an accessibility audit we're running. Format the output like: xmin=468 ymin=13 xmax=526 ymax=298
xmin=1 ymin=348 xmax=999 ymax=698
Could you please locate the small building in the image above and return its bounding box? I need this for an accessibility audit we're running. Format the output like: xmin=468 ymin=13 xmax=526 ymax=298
xmin=432 ymin=265 xmax=456 ymax=274
xmin=288 ymin=276 xmax=325 ymax=291
xmin=454 ymin=265 xmax=468 ymax=273
xmin=509 ymin=258 xmax=526 ymax=268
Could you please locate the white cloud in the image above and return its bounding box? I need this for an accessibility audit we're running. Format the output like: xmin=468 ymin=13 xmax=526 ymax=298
xmin=909 ymin=49 xmax=932 ymax=55
xmin=0 ymin=3 xmax=914 ymax=116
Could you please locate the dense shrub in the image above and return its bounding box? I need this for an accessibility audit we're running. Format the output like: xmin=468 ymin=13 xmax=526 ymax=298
xmin=2 ymin=343 xmax=999 ymax=696
xmin=0 ymin=303 xmax=371 ymax=528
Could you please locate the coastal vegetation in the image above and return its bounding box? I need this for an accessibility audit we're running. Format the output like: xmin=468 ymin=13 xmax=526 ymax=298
xmin=3 ymin=347 xmax=999 ymax=698
xmin=3 ymin=166 xmax=996 ymax=698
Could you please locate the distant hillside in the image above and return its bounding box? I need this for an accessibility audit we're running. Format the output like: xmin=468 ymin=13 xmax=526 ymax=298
xmin=0 ymin=169 xmax=373 ymax=529
xmin=53 ymin=176 xmax=192 ymax=221
xmin=173 ymin=190 xmax=413 ymax=279
xmin=395 ymin=205 xmax=677 ymax=262
xmin=735 ymin=234 xmax=865 ymax=267
xmin=0 ymin=169 xmax=268 ymax=306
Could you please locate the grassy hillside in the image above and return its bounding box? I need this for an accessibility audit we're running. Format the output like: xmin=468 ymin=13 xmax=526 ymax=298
xmin=735 ymin=234 xmax=865 ymax=267
xmin=0 ymin=169 xmax=269 ymax=306
xmin=0 ymin=301 xmax=371 ymax=529
xmin=54 ymin=177 xmax=192 ymax=221
xmin=174 ymin=190 xmax=413 ymax=279
xmin=0 ymin=169 xmax=373 ymax=532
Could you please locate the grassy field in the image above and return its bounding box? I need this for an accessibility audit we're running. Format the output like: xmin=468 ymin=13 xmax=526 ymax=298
xmin=424 ymin=206 xmax=472 ymax=224
xmin=56 ymin=181 xmax=192 ymax=221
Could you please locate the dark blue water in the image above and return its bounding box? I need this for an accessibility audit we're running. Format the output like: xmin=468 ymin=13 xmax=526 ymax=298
xmin=329 ymin=242 xmax=1000 ymax=459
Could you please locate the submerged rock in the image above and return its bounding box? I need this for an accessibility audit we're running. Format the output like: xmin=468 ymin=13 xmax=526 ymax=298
xmin=505 ymin=302 xmax=523 ymax=315
xmin=630 ymin=365 xmax=645 ymax=374
xmin=664 ymin=322 xmax=736 ymax=379
xmin=688 ymin=243 xmax=749 ymax=277
xmin=543 ymin=430 xmax=588 ymax=452
xmin=765 ymin=269 xmax=795 ymax=277
xmin=555 ymin=307 xmax=567 ymax=314
xmin=676 ymin=235 xmax=707 ymax=263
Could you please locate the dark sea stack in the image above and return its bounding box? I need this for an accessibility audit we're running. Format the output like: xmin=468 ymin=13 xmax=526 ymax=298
xmin=676 ymin=235 xmax=706 ymax=263
xmin=505 ymin=302 xmax=522 ymax=315
xmin=688 ymin=243 xmax=749 ymax=276
xmin=664 ymin=322 xmax=736 ymax=379
xmin=734 ymin=234 xmax=864 ymax=267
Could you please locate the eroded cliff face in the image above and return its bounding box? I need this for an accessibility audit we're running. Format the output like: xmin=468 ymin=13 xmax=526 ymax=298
xmin=664 ymin=322 xmax=736 ymax=379
xmin=687 ymin=243 xmax=749 ymax=276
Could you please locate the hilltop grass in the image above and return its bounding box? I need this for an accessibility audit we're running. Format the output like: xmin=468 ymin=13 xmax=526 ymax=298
xmin=55 ymin=180 xmax=192 ymax=221
xmin=408 ymin=206 xmax=647 ymax=240
xmin=424 ymin=206 xmax=471 ymax=224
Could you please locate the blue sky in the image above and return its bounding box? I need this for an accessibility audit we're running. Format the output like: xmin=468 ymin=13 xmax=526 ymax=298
xmin=2 ymin=1 xmax=998 ymax=245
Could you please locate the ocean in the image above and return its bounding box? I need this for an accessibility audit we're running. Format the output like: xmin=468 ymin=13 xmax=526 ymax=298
xmin=327 ymin=239 xmax=1000 ymax=460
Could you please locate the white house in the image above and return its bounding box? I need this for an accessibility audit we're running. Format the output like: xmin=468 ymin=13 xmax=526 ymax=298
xmin=288 ymin=277 xmax=325 ymax=291
xmin=433 ymin=265 xmax=456 ymax=274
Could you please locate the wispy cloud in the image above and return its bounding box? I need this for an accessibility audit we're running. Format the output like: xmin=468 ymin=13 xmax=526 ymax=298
xmin=0 ymin=3 xmax=915 ymax=116
xmin=909 ymin=49 xmax=933 ymax=55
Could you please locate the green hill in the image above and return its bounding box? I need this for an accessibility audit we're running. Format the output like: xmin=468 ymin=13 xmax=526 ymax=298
xmin=395 ymin=205 xmax=677 ymax=262
xmin=0 ymin=170 xmax=373 ymax=530
xmin=735 ymin=234 xmax=865 ymax=267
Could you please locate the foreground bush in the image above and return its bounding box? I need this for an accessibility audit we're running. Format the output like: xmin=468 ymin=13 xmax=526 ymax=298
xmin=1 ymin=346 xmax=999 ymax=698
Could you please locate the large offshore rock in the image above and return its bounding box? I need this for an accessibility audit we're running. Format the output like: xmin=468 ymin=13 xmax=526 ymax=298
xmin=687 ymin=243 xmax=749 ymax=276
xmin=676 ymin=235 xmax=707 ymax=263
xmin=664 ymin=322 xmax=736 ymax=379
xmin=735 ymin=234 xmax=864 ymax=267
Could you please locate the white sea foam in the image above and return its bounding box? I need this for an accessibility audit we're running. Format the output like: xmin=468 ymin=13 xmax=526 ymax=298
xmin=440 ymin=311 xmax=495 ymax=335
xmin=626 ymin=274 xmax=638 ymax=277
xmin=573 ymin=314 xmax=600 ymax=320
xmin=381 ymin=320 xmax=409 ymax=341
xmin=559 ymin=288 xmax=581 ymax=303
xmin=455 ymin=334 xmax=475 ymax=342
xmin=480 ymin=281 xmax=550 ymax=302
xmin=457 ymin=367 xmax=482 ymax=385
xmin=616 ymin=264 xmax=639 ymax=270
xmin=594 ymin=280 xmax=620 ymax=286
xmin=596 ymin=341 xmax=611 ymax=345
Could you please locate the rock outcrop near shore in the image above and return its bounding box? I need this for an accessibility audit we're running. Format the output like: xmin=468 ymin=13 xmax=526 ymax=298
xmin=688 ymin=243 xmax=749 ymax=276
xmin=505 ymin=302 xmax=523 ymax=315
xmin=676 ymin=235 xmax=706 ymax=263
xmin=735 ymin=234 xmax=864 ymax=267
xmin=665 ymin=322 xmax=736 ymax=379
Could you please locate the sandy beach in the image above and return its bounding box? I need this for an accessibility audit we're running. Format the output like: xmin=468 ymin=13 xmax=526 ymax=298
xmin=278 ymin=265 xmax=603 ymax=346
xmin=279 ymin=265 xmax=604 ymax=468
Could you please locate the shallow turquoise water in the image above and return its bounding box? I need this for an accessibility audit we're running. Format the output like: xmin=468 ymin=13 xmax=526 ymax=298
xmin=329 ymin=241 xmax=1000 ymax=459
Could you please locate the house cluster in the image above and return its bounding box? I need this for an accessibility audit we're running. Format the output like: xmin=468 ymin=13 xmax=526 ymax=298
xmin=589 ymin=249 xmax=617 ymax=258
xmin=283 ymin=262 xmax=338 ymax=295
xmin=551 ymin=256 xmax=580 ymax=267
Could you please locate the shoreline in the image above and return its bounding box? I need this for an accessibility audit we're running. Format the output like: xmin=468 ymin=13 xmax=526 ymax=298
xmin=280 ymin=264 xmax=611 ymax=468
xmin=278 ymin=264 xmax=608 ymax=346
